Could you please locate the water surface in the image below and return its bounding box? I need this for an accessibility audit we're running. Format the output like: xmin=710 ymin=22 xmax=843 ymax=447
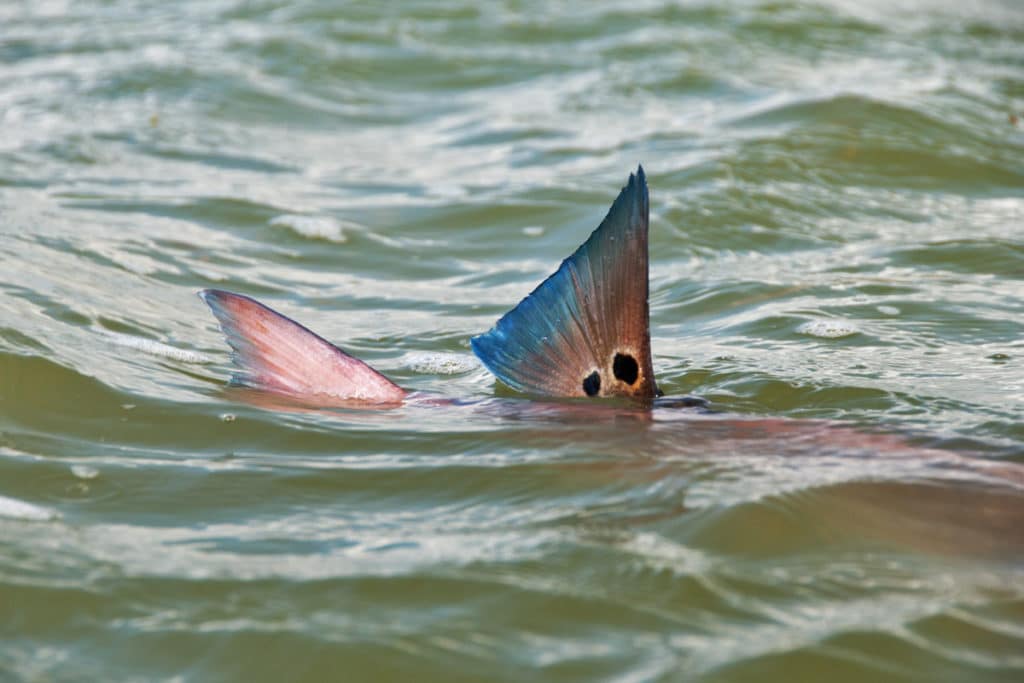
xmin=2 ymin=1 xmax=1023 ymax=681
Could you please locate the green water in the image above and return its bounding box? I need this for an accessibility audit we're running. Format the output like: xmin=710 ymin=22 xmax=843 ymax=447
xmin=2 ymin=1 xmax=1023 ymax=680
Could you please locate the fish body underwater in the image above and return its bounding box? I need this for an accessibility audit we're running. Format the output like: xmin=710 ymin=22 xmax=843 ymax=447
xmin=199 ymin=167 xmax=1024 ymax=493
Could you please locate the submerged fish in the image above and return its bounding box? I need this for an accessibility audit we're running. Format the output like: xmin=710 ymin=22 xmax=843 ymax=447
xmin=196 ymin=168 xmax=1024 ymax=562
xmin=198 ymin=166 xmax=1024 ymax=504
xmin=201 ymin=166 xmax=666 ymax=406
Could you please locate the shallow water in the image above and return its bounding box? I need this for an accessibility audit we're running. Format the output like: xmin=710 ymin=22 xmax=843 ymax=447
xmin=2 ymin=1 xmax=1023 ymax=681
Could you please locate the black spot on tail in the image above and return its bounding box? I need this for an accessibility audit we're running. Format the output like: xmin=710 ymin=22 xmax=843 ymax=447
xmin=613 ymin=353 xmax=639 ymax=385
xmin=582 ymin=371 xmax=601 ymax=396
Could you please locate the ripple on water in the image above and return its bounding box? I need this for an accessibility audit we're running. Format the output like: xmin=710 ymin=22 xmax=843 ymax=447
xmin=100 ymin=330 xmax=213 ymax=364
xmin=0 ymin=495 xmax=59 ymax=522
xmin=1 ymin=0 xmax=1023 ymax=681
xmin=269 ymin=214 xmax=354 ymax=243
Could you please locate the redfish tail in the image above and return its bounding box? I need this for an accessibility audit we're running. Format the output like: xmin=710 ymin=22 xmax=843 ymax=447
xmin=470 ymin=165 xmax=657 ymax=400
xmin=199 ymin=289 xmax=406 ymax=404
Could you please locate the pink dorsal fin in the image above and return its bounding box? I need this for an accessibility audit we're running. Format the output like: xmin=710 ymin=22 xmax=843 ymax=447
xmin=200 ymin=290 xmax=406 ymax=404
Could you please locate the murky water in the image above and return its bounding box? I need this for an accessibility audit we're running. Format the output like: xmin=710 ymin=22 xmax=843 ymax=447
xmin=2 ymin=1 xmax=1023 ymax=681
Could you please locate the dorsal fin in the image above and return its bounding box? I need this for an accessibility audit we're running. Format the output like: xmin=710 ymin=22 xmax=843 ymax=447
xmin=470 ymin=166 xmax=657 ymax=400
xmin=200 ymin=290 xmax=406 ymax=404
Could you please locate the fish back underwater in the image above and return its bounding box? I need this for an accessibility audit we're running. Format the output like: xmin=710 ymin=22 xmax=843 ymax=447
xmin=197 ymin=167 xmax=1024 ymax=491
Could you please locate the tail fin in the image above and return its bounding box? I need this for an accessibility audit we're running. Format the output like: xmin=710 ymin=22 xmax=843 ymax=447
xmin=470 ymin=166 xmax=657 ymax=400
xmin=200 ymin=290 xmax=406 ymax=404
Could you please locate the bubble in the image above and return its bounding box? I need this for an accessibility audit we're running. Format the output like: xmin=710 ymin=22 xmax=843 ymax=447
xmin=400 ymin=352 xmax=479 ymax=375
xmin=796 ymin=320 xmax=859 ymax=339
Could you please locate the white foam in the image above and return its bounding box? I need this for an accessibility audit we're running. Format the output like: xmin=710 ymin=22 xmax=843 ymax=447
xmin=102 ymin=331 xmax=213 ymax=364
xmin=0 ymin=495 xmax=59 ymax=521
xmin=71 ymin=465 xmax=99 ymax=480
xmin=796 ymin=320 xmax=859 ymax=339
xmin=400 ymin=352 xmax=479 ymax=375
xmin=877 ymin=305 xmax=901 ymax=316
xmin=270 ymin=214 xmax=354 ymax=243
